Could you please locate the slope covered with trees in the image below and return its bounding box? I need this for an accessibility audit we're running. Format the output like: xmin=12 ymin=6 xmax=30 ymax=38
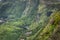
xmin=0 ymin=0 xmax=60 ymax=40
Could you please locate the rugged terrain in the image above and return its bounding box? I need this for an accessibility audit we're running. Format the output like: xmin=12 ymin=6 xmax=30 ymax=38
xmin=0 ymin=0 xmax=60 ymax=40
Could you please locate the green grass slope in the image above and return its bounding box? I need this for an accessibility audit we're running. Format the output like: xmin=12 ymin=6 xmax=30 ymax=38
xmin=0 ymin=0 xmax=60 ymax=40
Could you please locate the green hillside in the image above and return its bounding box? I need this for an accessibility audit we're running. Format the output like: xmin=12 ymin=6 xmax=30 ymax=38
xmin=0 ymin=0 xmax=60 ymax=40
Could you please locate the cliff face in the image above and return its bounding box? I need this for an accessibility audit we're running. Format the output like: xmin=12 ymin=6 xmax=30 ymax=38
xmin=0 ymin=0 xmax=60 ymax=40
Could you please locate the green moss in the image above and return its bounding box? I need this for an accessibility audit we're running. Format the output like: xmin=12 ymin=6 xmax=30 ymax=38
xmin=34 ymin=11 xmax=60 ymax=40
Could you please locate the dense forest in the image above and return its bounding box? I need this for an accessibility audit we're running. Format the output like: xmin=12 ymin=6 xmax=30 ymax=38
xmin=0 ymin=0 xmax=60 ymax=40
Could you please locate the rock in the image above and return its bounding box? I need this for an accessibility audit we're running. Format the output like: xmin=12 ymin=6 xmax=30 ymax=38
xmin=25 ymin=30 xmax=32 ymax=37
xmin=0 ymin=18 xmax=6 ymax=24
xmin=50 ymin=18 xmax=55 ymax=24
xmin=20 ymin=39 xmax=24 ymax=40
xmin=46 ymin=11 xmax=52 ymax=17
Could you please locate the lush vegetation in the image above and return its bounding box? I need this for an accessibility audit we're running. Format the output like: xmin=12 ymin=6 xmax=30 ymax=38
xmin=0 ymin=0 xmax=60 ymax=40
